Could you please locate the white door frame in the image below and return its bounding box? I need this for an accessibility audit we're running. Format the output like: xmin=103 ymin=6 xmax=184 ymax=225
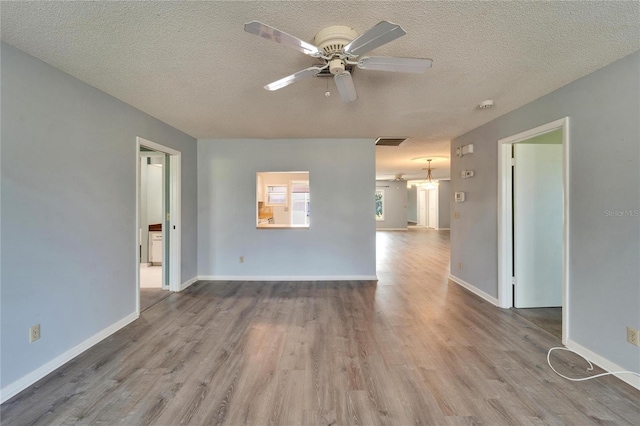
xmin=497 ymin=117 xmax=570 ymax=344
xmin=136 ymin=137 xmax=182 ymax=313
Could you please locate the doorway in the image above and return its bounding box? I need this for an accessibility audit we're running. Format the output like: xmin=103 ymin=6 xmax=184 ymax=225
xmin=497 ymin=118 xmax=570 ymax=344
xmin=136 ymin=137 xmax=181 ymax=313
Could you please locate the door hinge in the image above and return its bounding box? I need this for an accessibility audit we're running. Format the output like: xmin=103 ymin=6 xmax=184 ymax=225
xmin=166 ymin=213 xmax=171 ymax=221
xmin=510 ymin=157 xmax=515 ymax=166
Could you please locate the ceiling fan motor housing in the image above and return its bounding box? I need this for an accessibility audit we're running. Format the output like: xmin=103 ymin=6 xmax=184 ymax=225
xmin=313 ymin=25 xmax=359 ymax=56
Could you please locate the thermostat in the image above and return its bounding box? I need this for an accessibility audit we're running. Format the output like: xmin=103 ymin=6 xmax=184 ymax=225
xmin=455 ymin=192 xmax=466 ymax=203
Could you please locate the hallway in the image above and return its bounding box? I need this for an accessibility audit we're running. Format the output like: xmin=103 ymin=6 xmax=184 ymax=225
xmin=2 ymin=229 xmax=638 ymax=424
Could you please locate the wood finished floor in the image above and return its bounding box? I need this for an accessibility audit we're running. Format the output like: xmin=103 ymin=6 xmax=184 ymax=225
xmin=2 ymin=229 xmax=639 ymax=425
xmin=140 ymin=288 xmax=171 ymax=312
xmin=512 ymin=307 xmax=562 ymax=340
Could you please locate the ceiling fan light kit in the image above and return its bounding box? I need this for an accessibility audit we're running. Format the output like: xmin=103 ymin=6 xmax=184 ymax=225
xmin=244 ymin=20 xmax=433 ymax=102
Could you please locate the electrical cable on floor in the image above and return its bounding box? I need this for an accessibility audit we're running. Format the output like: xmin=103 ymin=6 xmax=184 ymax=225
xmin=547 ymin=347 xmax=640 ymax=382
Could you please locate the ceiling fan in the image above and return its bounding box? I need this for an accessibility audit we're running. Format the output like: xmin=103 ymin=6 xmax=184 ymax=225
xmin=244 ymin=20 xmax=433 ymax=102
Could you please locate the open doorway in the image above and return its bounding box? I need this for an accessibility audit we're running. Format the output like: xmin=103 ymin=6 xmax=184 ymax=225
xmin=497 ymin=118 xmax=569 ymax=343
xmin=139 ymin=147 xmax=168 ymax=310
xmin=136 ymin=137 xmax=181 ymax=313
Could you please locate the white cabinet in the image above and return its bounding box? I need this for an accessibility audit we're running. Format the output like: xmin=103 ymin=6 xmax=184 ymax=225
xmin=149 ymin=231 xmax=162 ymax=265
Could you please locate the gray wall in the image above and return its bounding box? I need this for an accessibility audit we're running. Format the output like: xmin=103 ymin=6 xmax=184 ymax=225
xmin=1 ymin=43 xmax=198 ymax=391
xmin=375 ymin=180 xmax=408 ymax=230
xmin=437 ymin=180 xmax=451 ymax=229
xmin=450 ymin=50 xmax=640 ymax=372
xmin=407 ymin=185 xmax=418 ymax=224
xmin=198 ymin=139 xmax=376 ymax=278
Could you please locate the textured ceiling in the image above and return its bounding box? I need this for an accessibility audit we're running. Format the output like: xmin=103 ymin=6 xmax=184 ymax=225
xmin=2 ymin=1 xmax=639 ymax=180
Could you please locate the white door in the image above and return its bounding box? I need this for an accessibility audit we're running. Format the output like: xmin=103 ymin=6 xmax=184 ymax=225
xmin=418 ymin=190 xmax=427 ymax=226
xmin=427 ymin=189 xmax=437 ymax=229
xmin=514 ymin=143 xmax=563 ymax=308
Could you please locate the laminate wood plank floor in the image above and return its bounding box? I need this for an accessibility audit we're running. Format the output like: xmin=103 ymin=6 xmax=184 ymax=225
xmin=140 ymin=288 xmax=172 ymax=312
xmin=511 ymin=307 xmax=562 ymax=339
xmin=2 ymin=229 xmax=639 ymax=425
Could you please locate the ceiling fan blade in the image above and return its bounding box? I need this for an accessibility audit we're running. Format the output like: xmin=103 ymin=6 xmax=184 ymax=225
xmin=264 ymin=66 xmax=324 ymax=91
xmin=343 ymin=21 xmax=406 ymax=57
xmin=357 ymin=56 xmax=433 ymax=73
xmin=334 ymin=71 xmax=357 ymax=103
xmin=244 ymin=21 xmax=323 ymax=57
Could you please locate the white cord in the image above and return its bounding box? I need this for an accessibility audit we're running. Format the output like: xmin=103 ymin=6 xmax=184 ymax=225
xmin=547 ymin=347 xmax=640 ymax=382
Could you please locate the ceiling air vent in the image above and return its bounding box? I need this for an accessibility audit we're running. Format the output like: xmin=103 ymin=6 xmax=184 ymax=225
xmin=375 ymin=137 xmax=407 ymax=146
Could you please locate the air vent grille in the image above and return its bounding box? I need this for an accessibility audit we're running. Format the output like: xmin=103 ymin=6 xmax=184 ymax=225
xmin=375 ymin=137 xmax=407 ymax=146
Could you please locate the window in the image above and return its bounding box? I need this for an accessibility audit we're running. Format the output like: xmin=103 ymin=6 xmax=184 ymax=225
xmin=266 ymin=185 xmax=288 ymax=206
xmin=375 ymin=189 xmax=385 ymax=221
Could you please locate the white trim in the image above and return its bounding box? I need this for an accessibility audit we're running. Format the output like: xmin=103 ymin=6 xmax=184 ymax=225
xmin=431 ymin=186 xmax=439 ymax=229
xmin=138 ymin=137 xmax=181 ymax=156
xmin=435 ymin=228 xmax=450 ymax=231
xmin=448 ymin=274 xmax=500 ymax=306
xmin=135 ymin=143 xmax=141 ymax=313
xmin=0 ymin=312 xmax=138 ymax=404
xmin=169 ymin=154 xmax=181 ymax=292
xmin=197 ymin=275 xmax=378 ymax=282
xmin=497 ymin=117 xmax=570 ymax=345
xmin=179 ymin=276 xmax=198 ymax=291
xmin=376 ymin=228 xmax=408 ymax=231
xmin=566 ymin=340 xmax=640 ymax=390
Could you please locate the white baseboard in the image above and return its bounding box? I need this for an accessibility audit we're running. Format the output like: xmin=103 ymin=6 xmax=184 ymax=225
xmin=179 ymin=276 xmax=198 ymax=291
xmin=376 ymin=228 xmax=408 ymax=231
xmin=436 ymin=228 xmax=450 ymax=231
xmin=565 ymin=339 xmax=640 ymax=390
xmin=448 ymin=274 xmax=500 ymax=306
xmin=0 ymin=312 xmax=139 ymax=404
xmin=197 ymin=275 xmax=378 ymax=282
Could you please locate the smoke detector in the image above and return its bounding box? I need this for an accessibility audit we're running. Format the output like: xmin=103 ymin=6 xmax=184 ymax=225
xmin=478 ymin=99 xmax=494 ymax=109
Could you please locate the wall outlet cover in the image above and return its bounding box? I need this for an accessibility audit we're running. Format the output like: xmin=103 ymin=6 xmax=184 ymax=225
xmin=29 ymin=324 xmax=41 ymax=343
xmin=627 ymin=326 xmax=639 ymax=346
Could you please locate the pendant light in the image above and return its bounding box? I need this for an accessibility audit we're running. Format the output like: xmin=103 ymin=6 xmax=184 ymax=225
xmin=421 ymin=159 xmax=439 ymax=188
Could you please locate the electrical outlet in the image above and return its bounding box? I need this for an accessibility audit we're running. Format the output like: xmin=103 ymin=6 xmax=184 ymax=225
xmin=458 ymin=262 xmax=463 ymax=270
xmin=29 ymin=324 xmax=41 ymax=343
xmin=239 ymin=256 xmax=244 ymax=264
xmin=454 ymin=211 xmax=460 ymax=219
xmin=627 ymin=326 xmax=639 ymax=346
